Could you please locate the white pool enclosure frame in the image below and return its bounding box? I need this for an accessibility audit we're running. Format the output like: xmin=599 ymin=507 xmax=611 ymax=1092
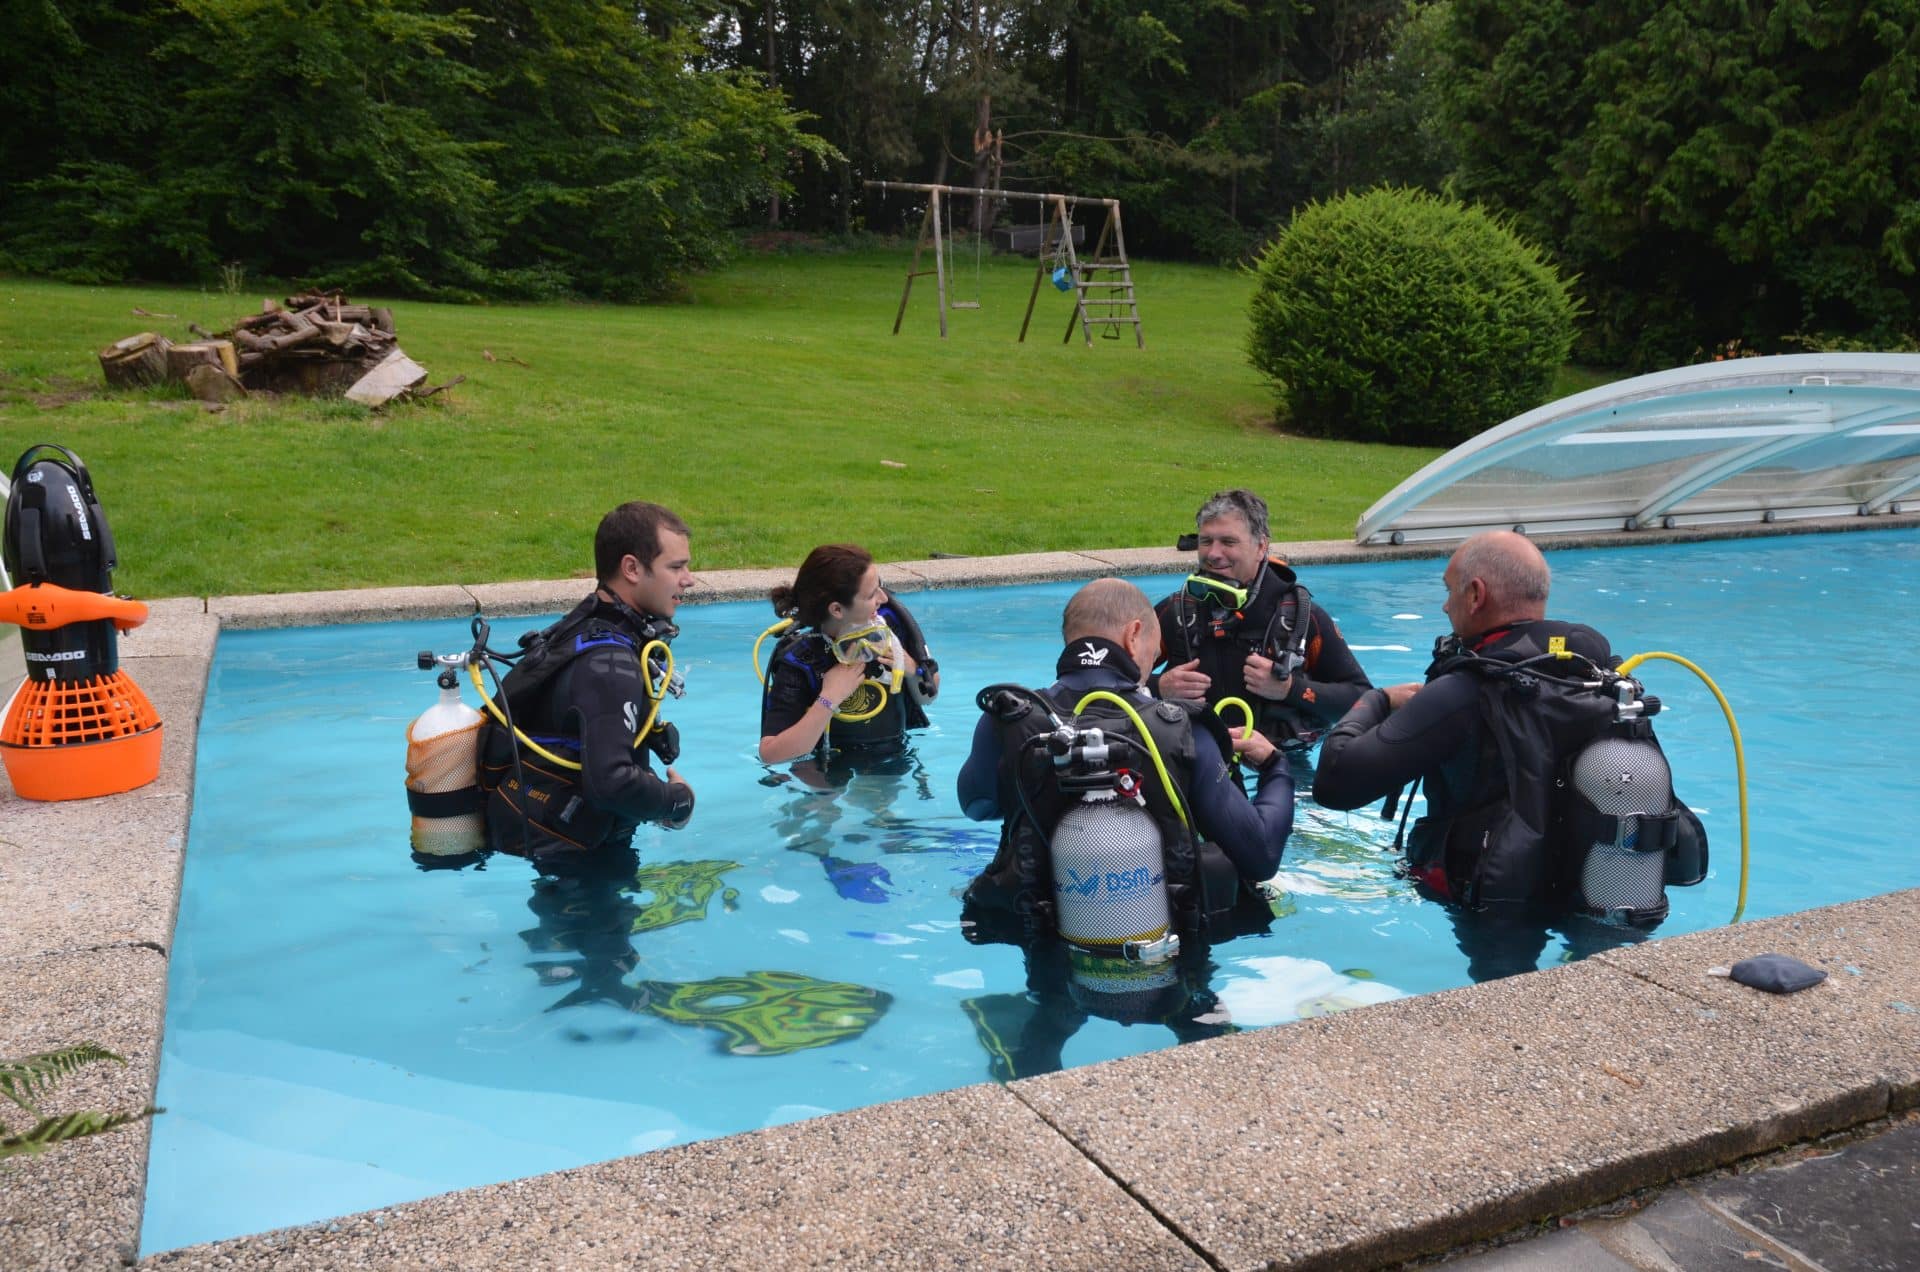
xmin=1355 ymin=354 xmax=1920 ymax=546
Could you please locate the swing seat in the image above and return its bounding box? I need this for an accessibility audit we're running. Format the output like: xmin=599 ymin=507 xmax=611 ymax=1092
xmin=1052 ymin=266 xmax=1073 ymax=292
xmin=950 ymin=301 xmax=980 ymax=310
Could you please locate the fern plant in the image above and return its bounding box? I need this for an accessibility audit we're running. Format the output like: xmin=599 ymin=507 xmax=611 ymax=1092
xmin=1 ymin=1043 xmax=158 ymax=1159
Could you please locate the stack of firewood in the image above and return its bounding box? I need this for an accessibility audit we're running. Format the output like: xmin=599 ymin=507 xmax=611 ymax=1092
xmin=98 ymin=292 xmax=431 ymax=406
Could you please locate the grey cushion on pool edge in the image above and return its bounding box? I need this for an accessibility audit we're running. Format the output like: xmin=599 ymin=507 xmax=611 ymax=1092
xmin=1730 ymin=953 xmax=1829 ymax=994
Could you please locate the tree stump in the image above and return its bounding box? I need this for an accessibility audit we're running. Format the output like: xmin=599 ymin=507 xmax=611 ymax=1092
xmin=184 ymin=363 xmax=247 ymax=404
xmin=165 ymin=340 xmax=240 ymax=381
xmin=98 ymin=332 xmax=173 ymax=388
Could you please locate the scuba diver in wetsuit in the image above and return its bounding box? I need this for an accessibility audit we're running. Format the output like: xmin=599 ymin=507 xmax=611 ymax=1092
xmin=1154 ymin=489 xmax=1373 ymax=762
xmin=954 ymin=578 xmax=1294 ymax=1070
xmin=1313 ymin=531 xmax=1708 ymax=981
xmin=475 ymin=501 xmax=696 ymax=876
xmin=756 ymin=543 xmax=939 ymax=901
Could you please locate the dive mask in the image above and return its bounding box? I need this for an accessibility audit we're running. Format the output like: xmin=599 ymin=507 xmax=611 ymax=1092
xmin=827 ymin=621 xmax=895 ymax=666
xmin=1183 ymin=572 xmax=1250 ymax=611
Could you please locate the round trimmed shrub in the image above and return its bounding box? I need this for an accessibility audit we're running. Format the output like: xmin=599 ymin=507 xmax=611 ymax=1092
xmin=1247 ymin=188 xmax=1579 ymax=447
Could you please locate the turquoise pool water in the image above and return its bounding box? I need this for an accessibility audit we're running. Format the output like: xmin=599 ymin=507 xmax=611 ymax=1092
xmin=142 ymin=530 xmax=1920 ymax=1253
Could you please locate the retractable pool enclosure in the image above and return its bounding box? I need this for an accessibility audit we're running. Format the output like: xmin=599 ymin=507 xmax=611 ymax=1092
xmin=1355 ymin=354 xmax=1920 ymax=546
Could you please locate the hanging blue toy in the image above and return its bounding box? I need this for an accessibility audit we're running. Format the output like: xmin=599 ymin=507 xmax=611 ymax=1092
xmin=1052 ymin=265 xmax=1073 ymax=292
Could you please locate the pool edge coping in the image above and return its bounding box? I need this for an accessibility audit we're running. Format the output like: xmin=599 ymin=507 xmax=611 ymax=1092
xmin=0 ymin=516 xmax=1910 ymax=1270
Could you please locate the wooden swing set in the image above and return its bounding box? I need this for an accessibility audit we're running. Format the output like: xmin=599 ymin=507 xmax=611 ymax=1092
xmin=863 ymin=180 xmax=1144 ymax=348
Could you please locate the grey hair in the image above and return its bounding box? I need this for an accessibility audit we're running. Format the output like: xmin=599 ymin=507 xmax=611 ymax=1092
xmin=1195 ymin=489 xmax=1270 ymax=542
xmin=1062 ymin=577 xmax=1156 ymax=642
xmin=1452 ymin=531 xmax=1551 ymax=608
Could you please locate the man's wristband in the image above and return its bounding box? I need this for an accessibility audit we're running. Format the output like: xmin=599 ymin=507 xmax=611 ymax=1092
xmin=816 ymin=695 xmax=839 ymax=714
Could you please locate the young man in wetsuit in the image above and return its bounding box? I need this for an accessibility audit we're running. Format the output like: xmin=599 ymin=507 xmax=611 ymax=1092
xmin=956 ymin=578 xmax=1297 ymax=931
xmin=479 ymin=501 xmax=697 ymax=873
xmin=1311 ymin=530 xmax=1639 ymax=979
xmin=1153 ymin=489 xmax=1372 ymax=758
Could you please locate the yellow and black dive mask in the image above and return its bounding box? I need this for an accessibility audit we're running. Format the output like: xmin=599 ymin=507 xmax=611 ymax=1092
xmin=1183 ymin=572 xmax=1250 ymax=612
xmin=827 ymin=620 xmax=897 ymax=668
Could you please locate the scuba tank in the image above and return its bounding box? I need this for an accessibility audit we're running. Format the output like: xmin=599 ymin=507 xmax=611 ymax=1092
xmin=1051 ymin=786 xmax=1174 ymax=952
xmin=1040 ymin=713 xmax=1179 ymax=962
xmin=1568 ymin=680 xmax=1682 ymax=925
xmin=0 ymin=444 xmax=162 ymax=800
xmin=405 ymin=659 xmax=486 ymax=857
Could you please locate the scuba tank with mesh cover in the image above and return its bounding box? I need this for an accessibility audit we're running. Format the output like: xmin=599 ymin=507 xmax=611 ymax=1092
xmin=405 ymin=656 xmax=486 ymax=857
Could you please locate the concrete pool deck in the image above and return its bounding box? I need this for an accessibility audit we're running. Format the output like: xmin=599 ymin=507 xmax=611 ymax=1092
xmin=1 ymin=515 xmax=1916 ymax=1270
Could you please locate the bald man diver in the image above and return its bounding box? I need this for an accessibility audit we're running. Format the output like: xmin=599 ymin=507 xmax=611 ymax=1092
xmin=1313 ymin=531 xmax=1706 ymax=979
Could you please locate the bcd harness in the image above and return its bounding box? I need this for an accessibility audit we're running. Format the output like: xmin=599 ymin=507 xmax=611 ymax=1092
xmin=962 ymin=682 xmax=1268 ymax=948
xmin=474 ymin=595 xmax=682 ymax=852
xmin=1388 ymin=633 xmax=1708 ymax=922
xmin=1174 ymin=559 xmax=1317 ymax=744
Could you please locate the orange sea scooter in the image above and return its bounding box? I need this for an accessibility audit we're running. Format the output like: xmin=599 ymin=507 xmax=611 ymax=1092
xmin=0 ymin=445 xmax=161 ymax=800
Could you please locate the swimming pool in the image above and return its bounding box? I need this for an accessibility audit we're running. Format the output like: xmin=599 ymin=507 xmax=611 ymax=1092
xmin=142 ymin=529 xmax=1920 ymax=1253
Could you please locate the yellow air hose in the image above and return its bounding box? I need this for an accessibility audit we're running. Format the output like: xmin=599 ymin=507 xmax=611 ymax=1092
xmin=753 ymin=617 xmax=899 ymax=723
xmin=1618 ymin=651 xmax=1751 ymax=923
xmin=470 ymin=638 xmax=673 ymax=771
xmin=1214 ymin=695 xmax=1255 ymax=762
xmin=1072 ymin=690 xmax=1190 ymax=829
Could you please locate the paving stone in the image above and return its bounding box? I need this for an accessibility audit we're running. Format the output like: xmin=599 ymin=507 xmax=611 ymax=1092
xmin=462 ymin=576 xmax=589 ymax=618
xmin=1590 ymin=1187 xmax=1790 ymax=1269
xmin=1075 ymin=546 xmax=1190 ymax=575
xmin=1013 ymin=957 xmax=1887 ymax=1270
xmin=209 ymin=585 xmax=475 ymax=629
xmin=887 ymin=551 xmax=1114 ymax=589
xmin=118 ymin=597 xmax=216 ymax=661
xmin=0 ymin=946 xmax=168 ymax=1272
xmin=1595 ymin=890 xmax=1920 ymax=1109
xmin=0 ymin=790 xmax=186 ymax=959
xmin=1692 ymin=1118 xmax=1920 ymax=1272
xmin=1443 ymin=1226 xmax=1636 ymax=1270
xmin=146 ymin=1085 xmax=1209 ymax=1271
xmin=686 ymin=565 xmax=795 ymax=604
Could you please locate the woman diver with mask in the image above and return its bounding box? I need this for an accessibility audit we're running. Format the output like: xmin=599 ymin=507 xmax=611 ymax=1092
xmin=755 ymin=544 xmax=941 ymax=901
xmin=756 ymin=543 xmax=939 ymax=764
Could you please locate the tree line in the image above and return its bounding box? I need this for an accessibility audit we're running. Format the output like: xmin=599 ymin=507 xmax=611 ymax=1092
xmin=5 ymin=0 xmax=1916 ymax=365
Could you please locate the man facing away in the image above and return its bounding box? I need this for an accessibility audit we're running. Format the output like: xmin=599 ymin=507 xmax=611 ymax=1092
xmin=478 ymin=500 xmax=697 ymax=873
xmin=1313 ymin=530 xmax=1706 ymax=979
xmin=957 ymin=577 xmax=1295 ymax=946
xmin=1154 ymin=489 xmax=1372 ymax=758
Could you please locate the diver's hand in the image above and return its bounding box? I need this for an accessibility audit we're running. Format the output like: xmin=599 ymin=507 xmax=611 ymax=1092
xmin=1160 ymin=659 xmax=1210 ymax=703
xmin=1231 ymin=725 xmax=1277 ymax=770
xmin=822 ymin=660 xmax=867 ymax=705
xmin=1243 ymin=651 xmax=1293 ymax=700
xmin=1384 ymin=682 xmax=1421 ymax=710
xmin=662 ymin=767 xmax=694 ymax=830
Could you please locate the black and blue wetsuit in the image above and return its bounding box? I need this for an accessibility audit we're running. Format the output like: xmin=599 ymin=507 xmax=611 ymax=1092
xmin=477 ymin=594 xmax=693 ymax=871
xmin=759 ymin=599 xmax=933 ymax=760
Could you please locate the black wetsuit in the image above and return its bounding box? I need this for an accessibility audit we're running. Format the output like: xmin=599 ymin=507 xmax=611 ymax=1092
xmin=478 ymin=594 xmax=693 ymax=870
xmin=956 ymin=643 xmax=1295 ymax=948
xmin=1153 ymin=560 xmax=1373 ymax=750
xmin=1314 ymin=619 xmax=1642 ymax=980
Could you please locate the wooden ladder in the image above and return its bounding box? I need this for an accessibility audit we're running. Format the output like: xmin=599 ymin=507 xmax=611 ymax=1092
xmin=1053 ymin=199 xmax=1143 ymax=348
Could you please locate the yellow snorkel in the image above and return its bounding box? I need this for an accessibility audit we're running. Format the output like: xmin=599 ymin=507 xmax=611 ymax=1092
xmin=1213 ymin=695 xmax=1256 ymax=762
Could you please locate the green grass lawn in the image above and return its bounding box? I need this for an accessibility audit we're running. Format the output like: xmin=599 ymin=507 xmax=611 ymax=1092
xmin=1 ymin=249 xmax=1464 ymax=598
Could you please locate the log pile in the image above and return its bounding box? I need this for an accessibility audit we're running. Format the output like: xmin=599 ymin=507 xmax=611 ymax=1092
xmin=97 ymin=293 xmax=432 ymax=406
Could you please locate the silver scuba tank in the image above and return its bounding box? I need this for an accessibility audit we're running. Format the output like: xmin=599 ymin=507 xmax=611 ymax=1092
xmin=1573 ymin=731 xmax=1673 ymax=921
xmin=1051 ymin=788 xmax=1173 ymax=953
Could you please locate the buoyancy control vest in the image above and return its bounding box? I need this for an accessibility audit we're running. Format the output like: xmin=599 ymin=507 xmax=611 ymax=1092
xmin=476 ymin=594 xmax=678 ymax=854
xmin=765 ymin=596 xmax=933 ymax=753
xmin=1404 ymin=627 xmax=1708 ymax=922
xmin=962 ymin=683 xmax=1269 ymax=950
xmin=1169 ymin=559 xmax=1319 ymax=746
